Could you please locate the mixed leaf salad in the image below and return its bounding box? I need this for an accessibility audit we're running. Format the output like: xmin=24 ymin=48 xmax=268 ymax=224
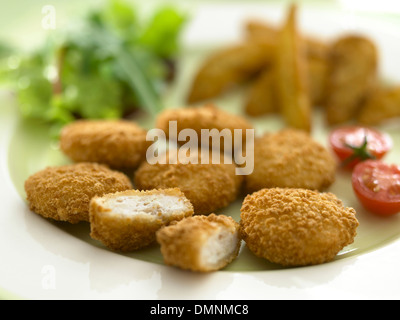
xmin=0 ymin=0 xmax=186 ymax=136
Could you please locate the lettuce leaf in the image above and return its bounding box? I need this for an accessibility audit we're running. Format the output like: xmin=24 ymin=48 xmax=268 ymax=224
xmin=0 ymin=0 xmax=186 ymax=136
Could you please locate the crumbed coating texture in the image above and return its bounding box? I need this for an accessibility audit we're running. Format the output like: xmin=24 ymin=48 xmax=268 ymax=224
xmin=240 ymin=188 xmax=359 ymax=266
xmin=89 ymin=188 xmax=194 ymax=252
xmin=59 ymin=119 xmax=150 ymax=168
xmin=156 ymin=104 xmax=253 ymax=152
xmin=134 ymin=149 xmax=243 ymax=215
xmin=156 ymin=214 xmax=241 ymax=272
xmin=244 ymin=129 xmax=336 ymax=193
xmin=24 ymin=162 xmax=132 ymax=224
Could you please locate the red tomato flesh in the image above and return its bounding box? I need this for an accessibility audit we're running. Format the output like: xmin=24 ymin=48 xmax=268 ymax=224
xmin=329 ymin=126 xmax=392 ymax=169
xmin=352 ymin=160 xmax=400 ymax=216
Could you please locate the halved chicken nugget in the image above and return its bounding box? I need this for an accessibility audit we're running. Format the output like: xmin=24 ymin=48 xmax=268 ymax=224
xmin=89 ymin=188 xmax=193 ymax=252
xmin=240 ymin=188 xmax=359 ymax=266
xmin=325 ymin=35 xmax=378 ymax=125
xmin=24 ymin=162 xmax=133 ymax=224
xmin=156 ymin=214 xmax=241 ymax=272
xmin=60 ymin=119 xmax=150 ymax=169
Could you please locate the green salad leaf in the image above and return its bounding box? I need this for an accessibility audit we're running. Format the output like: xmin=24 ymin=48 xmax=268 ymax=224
xmin=0 ymin=0 xmax=187 ymax=136
xmin=138 ymin=6 xmax=188 ymax=59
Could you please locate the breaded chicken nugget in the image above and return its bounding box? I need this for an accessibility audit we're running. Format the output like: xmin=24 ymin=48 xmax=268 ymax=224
xmin=187 ymin=42 xmax=274 ymax=103
xmin=325 ymin=35 xmax=378 ymax=125
xmin=59 ymin=119 xmax=150 ymax=169
xmin=134 ymin=149 xmax=242 ymax=215
xmin=240 ymin=188 xmax=359 ymax=266
xmin=24 ymin=162 xmax=132 ymax=224
xmin=156 ymin=213 xmax=241 ymax=272
xmin=89 ymin=188 xmax=193 ymax=252
xmin=156 ymin=104 xmax=253 ymax=152
xmin=244 ymin=129 xmax=336 ymax=193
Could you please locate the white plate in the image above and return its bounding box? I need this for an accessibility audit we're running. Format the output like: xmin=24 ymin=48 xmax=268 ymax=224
xmin=1 ymin=1 xmax=400 ymax=300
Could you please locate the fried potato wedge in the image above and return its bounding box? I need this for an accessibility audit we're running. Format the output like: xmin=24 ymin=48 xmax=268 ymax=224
xmin=187 ymin=41 xmax=274 ymax=104
xmin=358 ymin=86 xmax=400 ymax=125
xmin=244 ymin=68 xmax=277 ymax=116
xmin=274 ymin=4 xmax=312 ymax=132
xmin=304 ymin=37 xmax=329 ymax=61
xmin=325 ymin=35 xmax=378 ymax=125
xmin=244 ymin=20 xmax=277 ymax=45
xmin=245 ymin=19 xmax=328 ymax=60
xmin=244 ymin=57 xmax=327 ymax=117
xmin=308 ymin=56 xmax=329 ymax=106
xmin=245 ymin=19 xmax=328 ymax=108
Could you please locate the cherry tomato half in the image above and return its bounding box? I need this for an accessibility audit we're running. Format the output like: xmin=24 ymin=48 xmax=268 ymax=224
xmin=352 ymin=160 xmax=400 ymax=216
xmin=329 ymin=126 xmax=392 ymax=169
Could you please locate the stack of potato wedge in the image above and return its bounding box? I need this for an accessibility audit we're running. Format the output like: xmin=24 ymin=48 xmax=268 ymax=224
xmin=187 ymin=4 xmax=400 ymax=130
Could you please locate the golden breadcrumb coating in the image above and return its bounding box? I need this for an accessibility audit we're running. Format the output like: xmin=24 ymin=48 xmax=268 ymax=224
xmin=24 ymin=162 xmax=132 ymax=224
xmin=156 ymin=214 xmax=241 ymax=272
xmin=240 ymin=188 xmax=359 ymax=266
xmin=244 ymin=129 xmax=336 ymax=193
xmin=59 ymin=119 xmax=150 ymax=168
xmin=134 ymin=149 xmax=243 ymax=215
xmin=156 ymin=104 xmax=253 ymax=152
xmin=89 ymin=188 xmax=194 ymax=252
